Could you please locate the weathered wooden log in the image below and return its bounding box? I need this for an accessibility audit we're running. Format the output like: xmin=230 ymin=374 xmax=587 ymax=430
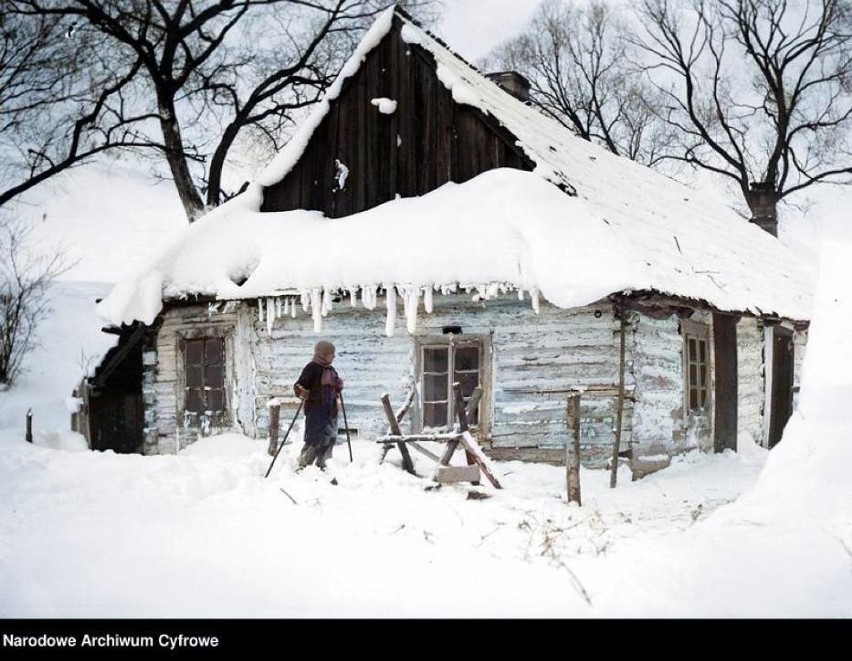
xmin=610 ymin=311 xmax=628 ymax=488
xmin=381 ymin=388 xmax=416 ymax=463
xmin=378 ymin=433 xmax=462 ymax=443
xmin=458 ymin=431 xmax=502 ymax=489
xmin=380 ymin=393 xmax=415 ymax=475
xmin=435 ymin=465 xmax=481 ymax=484
xmin=267 ymin=399 xmax=281 ymax=456
xmin=440 ymin=385 xmax=481 ymax=467
xmin=566 ymin=394 xmax=581 ymax=505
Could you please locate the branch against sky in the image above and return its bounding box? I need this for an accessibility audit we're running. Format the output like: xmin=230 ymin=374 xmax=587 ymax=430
xmin=7 ymin=0 xmax=437 ymax=220
xmin=0 ymin=9 xmax=155 ymax=208
xmin=485 ymin=0 xmax=678 ymax=167
xmin=632 ymin=0 xmax=852 ymax=203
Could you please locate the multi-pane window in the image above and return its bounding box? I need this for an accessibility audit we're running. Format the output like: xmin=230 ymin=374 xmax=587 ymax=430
xmin=183 ymin=337 xmax=226 ymax=415
xmin=682 ymin=322 xmax=710 ymax=412
xmin=420 ymin=341 xmax=482 ymax=429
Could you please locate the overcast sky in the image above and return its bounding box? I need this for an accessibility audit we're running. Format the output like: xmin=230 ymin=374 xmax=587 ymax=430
xmin=437 ymin=0 xmax=543 ymax=61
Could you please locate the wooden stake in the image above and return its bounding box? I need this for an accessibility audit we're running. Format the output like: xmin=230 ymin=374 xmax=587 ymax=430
xmin=566 ymin=394 xmax=581 ymax=505
xmin=440 ymin=385 xmax=481 ymax=466
xmin=267 ymin=399 xmax=281 ymax=456
xmin=381 ymin=394 xmax=415 ymax=475
xmin=25 ymin=408 xmax=33 ymax=444
xmin=610 ymin=310 xmax=628 ymax=489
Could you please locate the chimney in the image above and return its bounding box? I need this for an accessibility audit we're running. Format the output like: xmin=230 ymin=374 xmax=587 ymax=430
xmin=745 ymin=182 xmax=779 ymax=237
xmin=485 ymin=71 xmax=531 ymax=103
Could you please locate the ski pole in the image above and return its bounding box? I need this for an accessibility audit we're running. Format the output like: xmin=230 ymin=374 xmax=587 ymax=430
xmin=264 ymin=399 xmax=304 ymax=478
xmin=340 ymin=391 xmax=353 ymax=462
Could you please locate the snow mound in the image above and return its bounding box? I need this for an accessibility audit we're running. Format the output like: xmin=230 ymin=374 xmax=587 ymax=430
xmin=178 ymin=433 xmax=265 ymax=457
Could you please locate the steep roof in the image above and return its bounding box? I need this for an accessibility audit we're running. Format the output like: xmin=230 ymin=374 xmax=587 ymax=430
xmin=98 ymin=7 xmax=814 ymax=330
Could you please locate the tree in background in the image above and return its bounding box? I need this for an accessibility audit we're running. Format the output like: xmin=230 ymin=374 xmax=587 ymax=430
xmin=0 ymin=9 xmax=151 ymax=208
xmin=486 ymin=0 xmax=677 ymax=166
xmin=633 ymin=0 xmax=852 ymax=233
xmin=9 ymin=0 xmax=436 ymax=221
xmin=0 ymin=216 xmax=70 ymax=387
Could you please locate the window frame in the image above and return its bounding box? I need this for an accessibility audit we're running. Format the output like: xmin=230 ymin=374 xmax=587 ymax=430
xmin=680 ymin=319 xmax=712 ymax=416
xmin=177 ymin=327 xmax=232 ymax=430
xmin=413 ymin=334 xmax=491 ymax=437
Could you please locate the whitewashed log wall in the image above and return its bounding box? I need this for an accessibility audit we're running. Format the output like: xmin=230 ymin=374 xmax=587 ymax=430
xmin=736 ymin=316 xmax=764 ymax=445
xmin=629 ymin=312 xmax=684 ymax=476
xmin=140 ymin=293 xmax=807 ymax=472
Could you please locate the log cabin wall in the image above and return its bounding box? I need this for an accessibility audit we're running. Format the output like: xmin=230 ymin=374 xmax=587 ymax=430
xmin=793 ymin=326 xmax=808 ymax=409
xmin=629 ymin=313 xmax=685 ymax=477
xmin=242 ymin=295 xmax=626 ymax=468
xmin=737 ymin=316 xmax=765 ymax=446
xmin=260 ymin=20 xmax=533 ymax=218
xmin=142 ymin=305 xmax=247 ymax=454
xmin=142 ymin=295 xmax=804 ymax=469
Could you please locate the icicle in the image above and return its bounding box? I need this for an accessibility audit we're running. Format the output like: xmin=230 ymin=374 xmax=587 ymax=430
xmin=531 ymin=287 xmax=540 ymax=314
xmin=385 ymin=285 xmax=397 ymax=337
xmin=322 ymin=288 xmax=332 ymax=316
xmin=518 ymin=288 xmax=524 ymax=301
xmin=301 ymin=291 xmax=310 ymax=313
xmin=257 ymin=298 xmax=264 ymax=322
xmin=311 ymin=288 xmax=323 ymax=332
xmin=290 ymin=297 xmax=297 ymax=318
xmin=275 ymin=298 xmax=282 ymax=319
xmin=363 ymin=285 xmax=377 ymax=310
xmin=283 ymin=298 xmax=290 ymax=316
xmin=424 ymin=286 xmax=433 ymax=314
xmin=266 ymin=297 xmax=275 ymax=335
xmin=404 ymin=287 xmax=419 ymax=334
xmin=487 ymin=282 xmax=500 ymax=299
xmin=350 ymin=288 xmax=357 ymax=307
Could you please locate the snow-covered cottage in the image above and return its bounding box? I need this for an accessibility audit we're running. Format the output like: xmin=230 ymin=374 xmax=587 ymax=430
xmin=75 ymin=7 xmax=813 ymax=478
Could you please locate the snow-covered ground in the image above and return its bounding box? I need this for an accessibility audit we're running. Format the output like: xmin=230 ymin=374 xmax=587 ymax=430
xmin=0 ymin=157 xmax=850 ymax=618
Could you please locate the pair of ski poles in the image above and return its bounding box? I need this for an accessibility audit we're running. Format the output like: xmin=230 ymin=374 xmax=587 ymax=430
xmin=264 ymin=393 xmax=353 ymax=478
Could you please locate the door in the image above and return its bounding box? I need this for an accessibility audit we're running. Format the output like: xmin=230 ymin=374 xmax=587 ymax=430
xmin=768 ymin=327 xmax=794 ymax=448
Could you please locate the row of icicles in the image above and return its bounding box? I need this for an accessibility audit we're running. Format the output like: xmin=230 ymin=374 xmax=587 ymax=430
xmin=254 ymin=283 xmax=541 ymax=336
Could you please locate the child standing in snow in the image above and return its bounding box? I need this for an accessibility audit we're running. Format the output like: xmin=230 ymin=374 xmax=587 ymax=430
xmin=293 ymin=340 xmax=344 ymax=471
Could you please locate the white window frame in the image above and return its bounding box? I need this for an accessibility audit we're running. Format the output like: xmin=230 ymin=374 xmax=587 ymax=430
xmin=413 ymin=334 xmax=491 ymax=436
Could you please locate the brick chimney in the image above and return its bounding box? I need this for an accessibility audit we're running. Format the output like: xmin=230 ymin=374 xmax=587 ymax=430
xmin=485 ymin=71 xmax=531 ymax=103
xmin=745 ymin=182 xmax=779 ymax=237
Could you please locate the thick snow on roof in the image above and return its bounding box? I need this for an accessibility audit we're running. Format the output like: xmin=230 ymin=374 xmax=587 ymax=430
xmin=98 ymin=9 xmax=814 ymax=328
xmin=99 ymin=168 xmax=812 ymax=328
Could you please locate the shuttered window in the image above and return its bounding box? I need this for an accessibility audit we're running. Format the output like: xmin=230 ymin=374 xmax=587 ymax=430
xmin=183 ymin=337 xmax=226 ymax=414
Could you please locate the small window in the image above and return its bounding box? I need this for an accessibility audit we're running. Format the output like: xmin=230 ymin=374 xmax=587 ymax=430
xmin=418 ymin=339 xmax=484 ymax=430
xmin=682 ymin=321 xmax=710 ymax=413
xmin=183 ymin=337 xmax=226 ymax=415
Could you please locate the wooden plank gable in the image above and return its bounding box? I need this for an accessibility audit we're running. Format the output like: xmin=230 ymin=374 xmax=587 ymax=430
xmin=260 ymin=18 xmax=534 ymax=217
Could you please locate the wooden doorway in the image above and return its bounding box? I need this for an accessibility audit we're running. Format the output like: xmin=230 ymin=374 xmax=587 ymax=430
xmin=768 ymin=327 xmax=794 ymax=448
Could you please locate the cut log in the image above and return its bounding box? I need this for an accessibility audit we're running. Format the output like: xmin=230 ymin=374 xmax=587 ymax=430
xmin=435 ymin=464 xmax=481 ymax=484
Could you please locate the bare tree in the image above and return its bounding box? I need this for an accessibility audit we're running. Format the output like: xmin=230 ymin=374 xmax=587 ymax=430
xmin=0 ymin=216 xmax=71 ymax=387
xmin=486 ymin=0 xmax=677 ymax=166
xmin=634 ymin=0 xmax=852 ymax=233
xmin=10 ymin=1 xmax=435 ymax=220
xmin=0 ymin=9 xmax=152 ymax=208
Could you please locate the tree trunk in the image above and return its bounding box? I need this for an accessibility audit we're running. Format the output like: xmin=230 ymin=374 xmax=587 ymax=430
xmin=745 ymin=183 xmax=780 ymax=237
xmin=158 ymin=98 xmax=205 ymax=222
xmin=206 ymin=121 xmax=242 ymax=208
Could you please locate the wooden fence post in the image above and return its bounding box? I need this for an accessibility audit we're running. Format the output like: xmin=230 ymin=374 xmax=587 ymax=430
xmin=566 ymin=394 xmax=581 ymax=505
xmin=267 ymin=399 xmax=281 ymax=456
xmin=25 ymin=408 xmax=33 ymax=444
xmin=610 ymin=310 xmax=628 ymax=488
